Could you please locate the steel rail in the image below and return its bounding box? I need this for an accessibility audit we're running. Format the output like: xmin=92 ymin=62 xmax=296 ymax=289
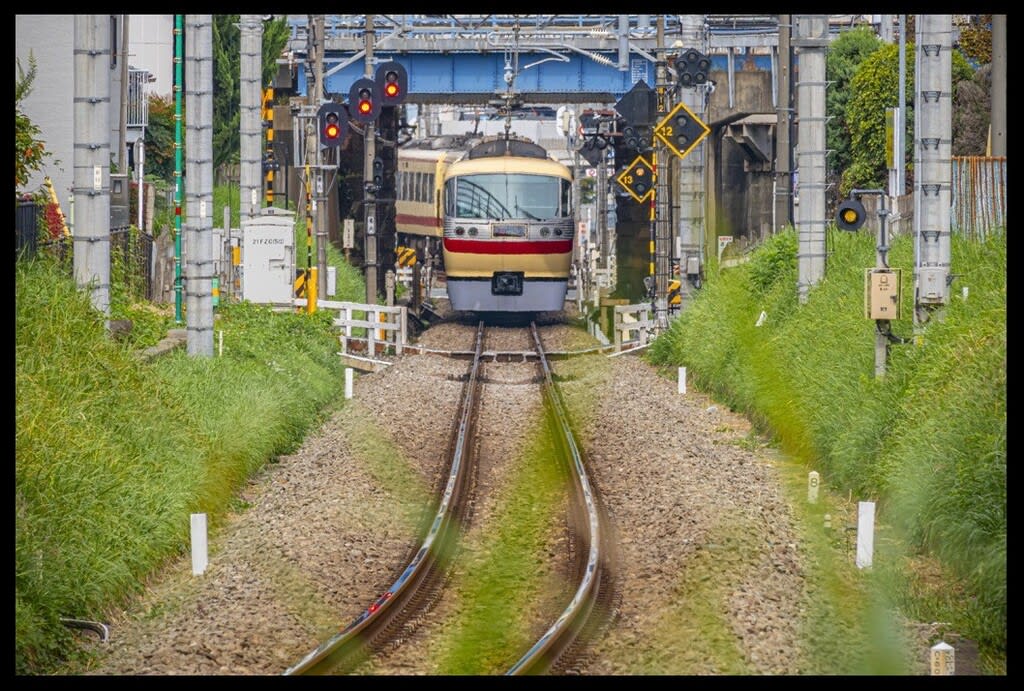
xmin=284 ymin=321 xmax=486 ymax=675
xmin=505 ymin=322 xmax=603 ymax=674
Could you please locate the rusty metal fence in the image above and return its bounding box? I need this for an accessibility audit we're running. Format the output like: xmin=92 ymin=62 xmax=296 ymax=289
xmin=951 ymin=156 xmax=1006 ymax=240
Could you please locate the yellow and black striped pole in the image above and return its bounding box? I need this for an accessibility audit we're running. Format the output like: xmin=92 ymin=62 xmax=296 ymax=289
xmin=648 ymin=150 xmax=657 ymax=294
xmin=263 ymin=87 xmax=275 ymax=206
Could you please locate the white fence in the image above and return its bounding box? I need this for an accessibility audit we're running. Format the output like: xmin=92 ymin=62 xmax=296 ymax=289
xmin=294 ymin=298 xmax=407 ymax=357
xmin=613 ymin=303 xmax=656 ymax=352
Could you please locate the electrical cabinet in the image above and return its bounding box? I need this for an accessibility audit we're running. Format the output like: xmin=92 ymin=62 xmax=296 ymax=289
xmin=864 ymin=268 xmax=902 ymax=320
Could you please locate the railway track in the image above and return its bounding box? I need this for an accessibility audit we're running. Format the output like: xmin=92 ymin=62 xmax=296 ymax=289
xmin=285 ymin=321 xmax=614 ymax=675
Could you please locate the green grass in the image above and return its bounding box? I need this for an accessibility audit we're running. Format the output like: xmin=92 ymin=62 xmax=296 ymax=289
xmin=647 ymin=226 xmax=1006 ymax=671
xmin=15 ymin=212 xmax=367 ymax=674
xmin=15 ymin=202 xmax=1005 ymax=674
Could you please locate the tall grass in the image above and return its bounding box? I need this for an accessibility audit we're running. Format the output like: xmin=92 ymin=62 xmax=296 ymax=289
xmin=15 ymin=250 xmax=365 ymax=674
xmin=647 ymin=227 xmax=1006 ymax=665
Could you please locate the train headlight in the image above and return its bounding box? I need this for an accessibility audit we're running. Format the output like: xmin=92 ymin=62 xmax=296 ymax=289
xmin=455 ymin=226 xmax=465 ymax=236
xmin=540 ymin=227 xmax=551 ymax=237
xmin=554 ymin=228 xmax=563 ymax=236
xmin=468 ymin=227 xmax=478 ymax=236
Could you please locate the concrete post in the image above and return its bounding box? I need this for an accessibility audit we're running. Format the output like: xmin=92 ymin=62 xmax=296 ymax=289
xmin=73 ymin=15 xmax=112 ymax=317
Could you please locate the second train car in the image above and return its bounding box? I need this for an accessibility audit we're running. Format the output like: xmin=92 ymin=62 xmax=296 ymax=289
xmin=395 ymin=134 xmax=574 ymax=313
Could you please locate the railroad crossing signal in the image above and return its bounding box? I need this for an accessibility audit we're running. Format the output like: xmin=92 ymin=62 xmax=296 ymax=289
xmin=654 ymin=101 xmax=710 ymax=160
xmin=616 ymin=154 xmax=655 ymax=203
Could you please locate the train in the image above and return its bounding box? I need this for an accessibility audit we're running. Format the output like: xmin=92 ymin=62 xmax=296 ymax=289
xmin=394 ymin=134 xmax=575 ymax=313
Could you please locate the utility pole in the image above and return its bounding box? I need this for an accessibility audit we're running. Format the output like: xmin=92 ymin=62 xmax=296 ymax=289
xmin=118 ymin=15 xmax=129 ymax=175
xmin=912 ymin=15 xmax=953 ymax=327
xmin=653 ymin=16 xmax=671 ymax=331
xmin=239 ymin=15 xmax=263 ymax=226
xmin=313 ymin=14 xmax=330 ymax=299
xmin=794 ymin=15 xmax=828 ymax=304
xmin=73 ymin=15 xmax=112 ymax=317
xmin=676 ymin=14 xmax=708 ymax=311
xmin=184 ymin=15 xmax=214 ymax=357
xmin=775 ymin=14 xmax=793 ymax=232
xmin=364 ymin=15 xmax=378 ymax=305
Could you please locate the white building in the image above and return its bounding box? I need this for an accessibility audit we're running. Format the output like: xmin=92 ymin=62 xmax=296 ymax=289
xmin=15 ymin=14 xmax=171 ymax=202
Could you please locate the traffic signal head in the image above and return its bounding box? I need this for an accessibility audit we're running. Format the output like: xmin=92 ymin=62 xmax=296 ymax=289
xmin=349 ymin=77 xmax=380 ymax=124
xmin=317 ymin=103 xmax=347 ymax=148
xmin=836 ymin=198 xmax=867 ymax=231
xmin=677 ymin=48 xmax=711 ymax=88
xmin=374 ymin=60 xmax=408 ymax=106
xmin=622 ymin=125 xmax=652 ymax=152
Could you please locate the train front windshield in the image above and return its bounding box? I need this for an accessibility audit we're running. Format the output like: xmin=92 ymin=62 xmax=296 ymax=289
xmin=446 ymin=174 xmax=571 ymax=221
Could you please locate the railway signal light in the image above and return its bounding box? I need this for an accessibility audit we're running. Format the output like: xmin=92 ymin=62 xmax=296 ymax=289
xmin=317 ymin=103 xmax=347 ymax=148
xmin=616 ymin=154 xmax=655 ymax=203
xmin=676 ymin=48 xmax=711 ymax=88
xmin=653 ymin=102 xmax=711 ymax=160
xmin=622 ymin=125 xmax=652 ymax=152
xmin=836 ymin=198 xmax=867 ymax=231
xmin=349 ymin=77 xmax=380 ymax=124
xmin=372 ymin=157 xmax=384 ymax=189
xmin=374 ymin=60 xmax=408 ymax=107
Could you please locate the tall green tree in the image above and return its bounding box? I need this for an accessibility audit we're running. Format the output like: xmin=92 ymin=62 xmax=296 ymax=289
xmin=211 ymin=15 xmax=291 ymax=172
xmin=143 ymin=94 xmax=176 ymax=182
xmin=826 ymin=26 xmax=882 ymax=203
xmin=842 ymin=42 xmax=974 ymax=197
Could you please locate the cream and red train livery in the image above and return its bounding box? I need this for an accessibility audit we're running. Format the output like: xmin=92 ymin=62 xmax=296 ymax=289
xmin=394 ymin=135 xmax=574 ymax=313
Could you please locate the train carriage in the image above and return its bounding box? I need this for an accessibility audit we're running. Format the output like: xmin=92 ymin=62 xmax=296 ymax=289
xmin=395 ymin=135 xmax=574 ymax=313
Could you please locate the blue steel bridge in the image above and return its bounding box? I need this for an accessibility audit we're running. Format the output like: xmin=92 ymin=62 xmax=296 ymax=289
xmin=280 ymin=14 xmax=784 ymax=105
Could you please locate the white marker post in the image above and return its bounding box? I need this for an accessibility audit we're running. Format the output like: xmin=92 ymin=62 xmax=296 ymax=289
xmin=930 ymin=641 xmax=955 ymax=675
xmin=190 ymin=513 xmax=208 ymax=576
xmin=807 ymin=471 xmax=820 ymax=504
xmin=678 ymin=367 xmax=687 ymax=395
xmin=345 ymin=367 xmax=353 ymax=400
xmin=855 ymin=501 xmax=875 ymax=569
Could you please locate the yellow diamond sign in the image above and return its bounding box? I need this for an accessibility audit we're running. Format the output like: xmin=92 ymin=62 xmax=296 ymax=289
xmin=654 ymin=101 xmax=710 ymax=160
xmin=616 ymin=155 xmax=655 ymax=203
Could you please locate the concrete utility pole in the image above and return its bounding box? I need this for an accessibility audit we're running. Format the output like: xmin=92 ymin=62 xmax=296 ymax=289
xmin=364 ymin=15 xmax=378 ymax=305
xmin=73 ymin=15 xmax=111 ymax=317
xmin=990 ymin=15 xmax=1006 ymax=157
xmin=676 ymin=14 xmax=707 ymax=314
xmin=794 ymin=15 xmax=828 ymax=305
xmin=912 ymin=15 xmax=953 ymax=326
xmin=185 ymin=15 xmax=215 ymax=357
xmin=118 ymin=15 xmax=129 ymax=174
xmin=239 ymin=15 xmax=263 ymax=226
xmin=775 ymin=14 xmax=793 ymax=232
xmin=653 ymin=16 xmax=671 ymax=330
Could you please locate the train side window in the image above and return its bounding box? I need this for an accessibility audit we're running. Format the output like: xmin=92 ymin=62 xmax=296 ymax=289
xmin=445 ymin=179 xmax=457 ymax=216
xmin=396 ymin=171 xmax=404 ymax=201
xmin=415 ymin=172 xmax=423 ymax=202
xmin=427 ymin=173 xmax=434 ymax=204
xmin=561 ymin=179 xmax=572 ymax=216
